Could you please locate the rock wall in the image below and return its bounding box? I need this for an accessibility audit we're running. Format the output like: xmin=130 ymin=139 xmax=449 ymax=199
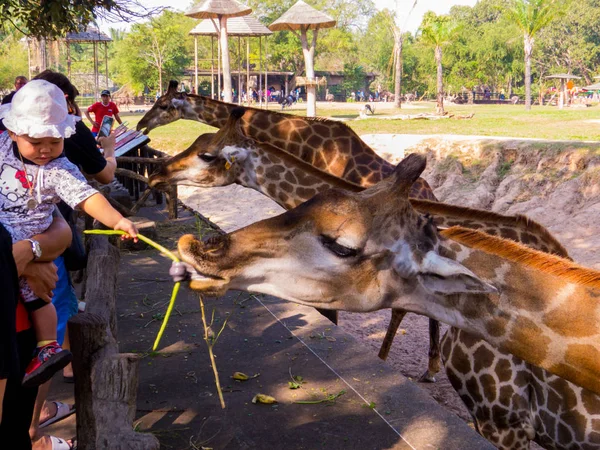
xmin=406 ymin=138 xmax=600 ymax=268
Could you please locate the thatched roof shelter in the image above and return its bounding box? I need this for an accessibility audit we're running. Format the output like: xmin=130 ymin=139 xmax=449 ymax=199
xmin=186 ymin=0 xmax=252 ymax=103
xmin=186 ymin=0 xmax=251 ymax=19
xmin=65 ymin=28 xmax=112 ymax=43
xmin=190 ymin=15 xmax=272 ymax=36
xmin=65 ymin=27 xmax=112 ymax=101
xmin=545 ymin=74 xmax=582 ymax=109
xmin=269 ymin=0 xmax=336 ymax=31
xmin=269 ymin=1 xmax=335 ymax=117
xmin=189 ymin=15 xmax=272 ymax=102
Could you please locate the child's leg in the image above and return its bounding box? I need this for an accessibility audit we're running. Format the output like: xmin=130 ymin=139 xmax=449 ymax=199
xmin=21 ymin=301 xmax=72 ymax=388
xmin=29 ymin=303 xmax=57 ymax=344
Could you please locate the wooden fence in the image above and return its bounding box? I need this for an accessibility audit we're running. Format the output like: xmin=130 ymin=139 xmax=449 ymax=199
xmin=67 ymin=145 xmax=175 ymax=448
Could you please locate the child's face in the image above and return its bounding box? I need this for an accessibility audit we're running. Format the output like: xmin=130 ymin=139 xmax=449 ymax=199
xmin=9 ymin=132 xmax=64 ymax=165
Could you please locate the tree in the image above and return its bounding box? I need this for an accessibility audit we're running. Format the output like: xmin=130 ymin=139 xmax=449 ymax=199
xmin=112 ymin=11 xmax=195 ymax=95
xmin=419 ymin=13 xmax=458 ymax=115
xmin=506 ymin=0 xmax=564 ymax=110
xmin=0 ymin=0 xmax=162 ymax=38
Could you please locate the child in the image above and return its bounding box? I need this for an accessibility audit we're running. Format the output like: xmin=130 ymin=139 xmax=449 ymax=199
xmin=0 ymin=79 xmax=138 ymax=388
xmin=84 ymin=89 xmax=122 ymax=136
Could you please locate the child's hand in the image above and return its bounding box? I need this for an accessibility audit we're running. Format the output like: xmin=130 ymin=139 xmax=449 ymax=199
xmin=114 ymin=218 xmax=138 ymax=242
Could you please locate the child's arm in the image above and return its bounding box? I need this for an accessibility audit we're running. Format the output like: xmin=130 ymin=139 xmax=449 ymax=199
xmin=114 ymin=112 xmax=123 ymax=124
xmin=79 ymin=193 xmax=138 ymax=238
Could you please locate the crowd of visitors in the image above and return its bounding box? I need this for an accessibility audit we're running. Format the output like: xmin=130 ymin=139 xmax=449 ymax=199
xmin=0 ymin=71 xmax=134 ymax=450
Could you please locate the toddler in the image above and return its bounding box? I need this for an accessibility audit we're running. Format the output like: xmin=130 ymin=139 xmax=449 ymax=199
xmin=0 ymin=80 xmax=137 ymax=387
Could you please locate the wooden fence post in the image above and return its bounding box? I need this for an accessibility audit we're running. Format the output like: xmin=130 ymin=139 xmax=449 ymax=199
xmin=68 ymin=236 xmax=159 ymax=450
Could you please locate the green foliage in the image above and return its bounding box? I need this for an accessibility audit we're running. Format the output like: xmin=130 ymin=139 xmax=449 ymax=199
xmin=342 ymin=63 xmax=366 ymax=92
xmin=0 ymin=0 xmax=160 ymax=39
xmin=0 ymin=31 xmax=28 ymax=90
xmin=112 ymin=10 xmax=195 ymax=94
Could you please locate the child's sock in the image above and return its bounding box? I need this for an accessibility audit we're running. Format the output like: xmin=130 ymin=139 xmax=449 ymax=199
xmin=37 ymin=340 xmax=56 ymax=348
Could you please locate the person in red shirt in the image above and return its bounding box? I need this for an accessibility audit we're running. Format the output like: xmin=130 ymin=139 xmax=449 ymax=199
xmin=84 ymin=90 xmax=122 ymax=136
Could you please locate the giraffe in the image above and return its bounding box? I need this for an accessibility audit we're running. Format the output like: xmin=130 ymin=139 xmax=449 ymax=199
xmin=136 ymin=81 xmax=434 ymax=193
xmin=172 ymin=154 xmax=600 ymax=449
xmin=144 ymin=101 xmax=443 ymax=381
xmin=149 ymin=109 xmax=571 ymax=384
xmin=138 ymin=84 xmax=440 ymax=350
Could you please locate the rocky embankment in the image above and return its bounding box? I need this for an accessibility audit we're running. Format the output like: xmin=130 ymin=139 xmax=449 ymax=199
xmin=389 ymin=137 xmax=600 ymax=268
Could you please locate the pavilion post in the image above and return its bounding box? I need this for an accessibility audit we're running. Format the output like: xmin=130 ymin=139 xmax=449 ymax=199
xmin=104 ymin=43 xmax=109 ymax=90
xmin=238 ymin=36 xmax=242 ymax=104
xmin=259 ymin=36 xmax=262 ymax=107
xmin=194 ymin=36 xmax=199 ymax=94
xmin=211 ymin=37 xmax=215 ymax=99
xmin=246 ymin=38 xmax=250 ymax=104
xmin=265 ymin=36 xmax=268 ymax=109
xmin=559 ymin=79 xmax=565 ymax=109
xmin=93 ymin=41 xmax=99 ymax=101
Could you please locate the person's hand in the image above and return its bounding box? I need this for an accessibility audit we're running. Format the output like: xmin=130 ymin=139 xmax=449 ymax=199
xmin=93 ymin=121 xmax=100 ymax=129
xmin=12 ymin=240 xmax=35 ymax=276
xmin=97 ymin=132 xmax=116 ymax=156
xmin=22 ymin=261 xmax=58 ymax=302
xmin=114 ymin=218 xmax=138 ymax=241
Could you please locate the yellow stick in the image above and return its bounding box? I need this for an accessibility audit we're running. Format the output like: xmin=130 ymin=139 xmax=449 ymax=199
xmin=83 ymin=229 xmax=179 ymax=350
xmin=199 ymin=294 xmax=226 ymax=409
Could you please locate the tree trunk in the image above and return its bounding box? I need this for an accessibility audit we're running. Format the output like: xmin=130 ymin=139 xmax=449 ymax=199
xmin=300 ymin=27 xmax=318 ymax=118
xmin=220 ymin=15 xmax=233 ymax=103
xmin=524 ymin=33 xmax=533 ymax=110
xmin=435 ymin=46 xmax=444 ymax=115
xmin=393 ymin=35 xmax=403 ymax=109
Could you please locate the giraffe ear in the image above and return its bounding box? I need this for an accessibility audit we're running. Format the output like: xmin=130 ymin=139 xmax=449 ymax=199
xmin=417 ymin=252 xmax=498 ymax=295
xmin=222 ymin=145 xmax=249 ymax=165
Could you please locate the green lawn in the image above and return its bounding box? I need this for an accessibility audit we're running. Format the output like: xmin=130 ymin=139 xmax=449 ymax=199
xmin=115 ymin=102 xmax=600 ymax=156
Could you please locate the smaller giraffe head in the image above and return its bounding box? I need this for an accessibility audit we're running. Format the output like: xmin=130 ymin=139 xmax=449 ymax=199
xmin=149 ymin=108 xmax=255 ymax=189
xmin=137 ymin=81 xmax=197 ymax=134
xmin=177 ymin=153 xmax=495 ymax=307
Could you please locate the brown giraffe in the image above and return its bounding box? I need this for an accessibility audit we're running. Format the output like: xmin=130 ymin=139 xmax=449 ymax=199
xmin=152 ymin=115 xmax=600 ymax=448
xmin=137 ymin=81 xmax=435 ymax=192
xmin=145 ymin=102 xmax=442 ymax=380
xmin=138 ymin=81 xmax=438 ymax=335
xmin=171 ymin=154 xmax=600 ymax=449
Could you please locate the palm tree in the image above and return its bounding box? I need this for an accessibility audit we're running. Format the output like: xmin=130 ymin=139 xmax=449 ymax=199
xmin=420 ymin=13 xmax=458 ymax=115
xmin=506 ymin=0 xmax=563 ymax=110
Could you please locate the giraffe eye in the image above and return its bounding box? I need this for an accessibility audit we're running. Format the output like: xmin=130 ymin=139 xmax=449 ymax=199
xmin=199 ymin=153 xmax=217 ymax=162
xmin=320 ymin=235 xmax=359 ymax=258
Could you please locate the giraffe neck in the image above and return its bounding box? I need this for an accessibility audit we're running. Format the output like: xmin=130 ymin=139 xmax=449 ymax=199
xmin=412 ymin=228 xmax=600 ymax=395
xmin=186 ymin=95 xmax=395 ymax=186
xmin=235 ymin=141 xmax=362 ymax=210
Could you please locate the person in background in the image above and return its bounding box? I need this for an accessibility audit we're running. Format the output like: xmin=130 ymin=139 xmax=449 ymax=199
xmin=84 ymin=89 xmax=122 ymax=137
xmin=2 ymin=76 xmax=28 ymax=105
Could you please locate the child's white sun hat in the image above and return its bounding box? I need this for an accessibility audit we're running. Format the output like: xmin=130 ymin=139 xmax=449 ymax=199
xmin=0 ymin=79 xmax=79 ymax=138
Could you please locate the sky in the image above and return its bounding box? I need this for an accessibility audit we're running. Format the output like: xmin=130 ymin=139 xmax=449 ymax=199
xmin=97 ymin=0 xmax=479 ymax=34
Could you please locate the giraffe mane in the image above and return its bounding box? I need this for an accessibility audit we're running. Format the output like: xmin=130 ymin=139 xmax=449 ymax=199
xmin=411 ymin=199 xmax=570 ymax=257
xmin=185 ymin=94 xmax=367 ymax=144
xmin=441 ymin=226 xmax=600 ymax=288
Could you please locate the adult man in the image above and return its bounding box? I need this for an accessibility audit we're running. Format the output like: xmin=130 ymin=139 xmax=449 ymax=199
xmin=84 ymin=89 xmax=122 ymax=136
xmin=2 ymin=76 xmax=28 ymax=105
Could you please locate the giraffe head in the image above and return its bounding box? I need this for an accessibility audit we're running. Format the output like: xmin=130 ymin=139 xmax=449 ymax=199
xmin=177 ymin=153 xmax=496 ymax=305
xmin=148 ymin=108 xmax=255 ymax=189
xmin=137 ymin=80 xmax=198 ymax=134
